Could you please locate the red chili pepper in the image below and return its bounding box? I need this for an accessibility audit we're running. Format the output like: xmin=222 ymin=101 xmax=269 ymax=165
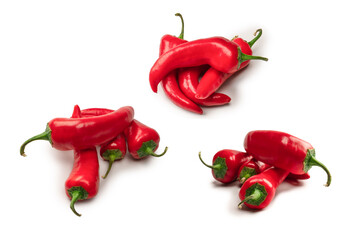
xmin=244 ymin=130 xmax=331 ymax=186
xmin=149 ymin=36 xmax=268 ymax=93
xmin=178 ymin=66 xmax=232 ymax=106
xmin=238 ymin=167 xmax=289 ymax=210
xmin=124 ymin=120 xmax=167 ymax=159
xmin=198 ymin=150 xmax=252 ymax=184
xmin=256 ymin=161 xmax=310 ymax=180
xmin=237 ymin=158 xmax=260 ymax=184
xmin=100 ymin=133 xmax=127 ymax=179
xmin=196 ymin=29 xmax=263 ymax=99
xmin=65 ymin=105 xmax=100 ymax=217
xmin=159 ymin=13 xmax=203 ymax=114
xmin=20 ymin=106 xmax=134 ymax=156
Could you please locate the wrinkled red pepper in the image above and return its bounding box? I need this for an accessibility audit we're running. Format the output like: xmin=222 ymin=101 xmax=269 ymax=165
xmin=244 ymin=130 xmax=331 ymax=186
xmin=20 ymin=106 xmax=134 ymax=156
xmin=149 ymin=36 xmax=268 ymax=93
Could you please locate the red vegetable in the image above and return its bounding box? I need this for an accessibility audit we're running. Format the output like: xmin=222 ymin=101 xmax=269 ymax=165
xmin=149 ymin=36 xmax=268 ymax=93
xmin=256 ymin=161 xmax=310 ymax=180
xmin=198 ymin=150 xmax=252 ymax=184
xmin=244 ymin=130 xmax=331 ymax=186
xmin=65 ymin=105 xmax=100 ymax=217
xmin=100 ymin=133 xmax=127 ymax=179
xmin=20 ymin=106 xmax=134 ymax=156
xmin=196 ymin=29 xmax=263 ymax=99
xmin=178 ymin=66 xmax=232 ymax=106
xmin=124 ymin=120 xmax=167 ymax=159
xmin=159 ymin=13 xmax=203 ymax=114
xmin=237 ymin=158 xmax=260 ymax=184
xmin=238 ymin=167 xmax=288 ymax=210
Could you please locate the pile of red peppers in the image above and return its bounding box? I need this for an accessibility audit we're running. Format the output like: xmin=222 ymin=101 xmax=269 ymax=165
xmin=199 ymin=130 xmax=331 ymax=210
xmin=149 ymin=13 xmax=268 ymax=114
xmin=20 ymin=105 xmax=168 ymax=216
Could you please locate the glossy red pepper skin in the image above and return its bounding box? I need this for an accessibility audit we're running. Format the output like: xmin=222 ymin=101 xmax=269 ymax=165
xmin=20 ymin=106 xmax=134 ymax=156
xmin=256 ymin=161 xmax=310 ymax=180
xmin=124 ymin=120 xmax=167 ymax=159
xmin=196 ymin=31 xmax=262 ymax=99
xmin=244 ymin=130 xmax=331 ymax=186
xmin=65 ymin=105 xmax=99 ymax=217
xmin=159 ymin=35 xmax=203 ymax=114
xmin=81 ymin=109 xmax=168 ymax=160
xmin=149 ymin=36 xmax=267 ymax=93
xmin=100 ymin=133 xmax=127 ymax=179
xmin=199 ymin=150 xmax=252 ymax=184
xmin=239 ymin=167 xmax=289 ymax=210
xmin=178 ymin=66 xmax=231 ymax=106
xmin=65 ymin=147 xmax=100 ymax=216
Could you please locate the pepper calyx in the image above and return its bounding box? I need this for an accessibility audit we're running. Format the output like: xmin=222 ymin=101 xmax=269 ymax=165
xmin=137 ymin=140 xmax=167 ymax=158
xmin=238 ymin=167 xmax=257 ymax=184
xmin=239 ymin=183 xmax=267 ymax=207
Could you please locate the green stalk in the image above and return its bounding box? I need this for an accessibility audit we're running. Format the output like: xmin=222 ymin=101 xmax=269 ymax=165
xmin=175 ymin=13 xmax=184 ymax=40
xmin=247 ymin=29 xmax=263 ymax=48
xmin=20 ymin=124 xmax=52 ymax=157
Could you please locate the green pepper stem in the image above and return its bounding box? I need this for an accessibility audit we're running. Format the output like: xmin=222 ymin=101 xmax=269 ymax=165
xmin=148 ymin=146 xmax=168 ymax=157
xmin=70 ymin=191 xmax=82 ymax=217
xmin=20 ymin=125 xmax=51 ymax=157
xmin=308 ymin=156 xmax=332 ymax=187
xmin=175 ymin=13 xmax=184 ymax=40
xmin=102 ymin=155 xmax=117 ymax=179
xmin=238 ymin=188 xmax=261 ymax=209
xmin=247 ymin=29 xmax=263 ymax=48
xmin=198 ymin=152 xmax=221 ymax=169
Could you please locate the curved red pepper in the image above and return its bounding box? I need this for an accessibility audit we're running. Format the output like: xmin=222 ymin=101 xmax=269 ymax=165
xmin=178 ymin=66 xmax=231 ymax=106
xmin=65 ymin=105 xmax=100 ymax=217
xmin=238 ymin=167 xmax=289 ymax=210
xmin=149 ymin=36 xmax=268 ymax=93
xmin=20 ymin=106 xmax=134 ymax=156
xmin=244 ymin=130 xmax=331 ymax=186
xmin=124 ymin=120 xmax=167 ymax=159
xmin=159 ymin=14 xmax=203 ymax=114
xmin=100 ymin=133 xmax=127 ymax=179
xmin=198 ymin=150 xmax=252 ymax=184
xmin=196 ymin=29 xmax=263 ymax=99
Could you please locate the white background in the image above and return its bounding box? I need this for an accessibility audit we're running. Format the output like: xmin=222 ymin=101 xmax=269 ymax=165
xmin=1 ymin=0 xmax=359 ymax=239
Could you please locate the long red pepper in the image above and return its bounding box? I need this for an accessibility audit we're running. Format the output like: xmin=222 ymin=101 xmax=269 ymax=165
xmin=20 ymin=106 xmax=134 ymax=156
xmin=238 ymin=167 xmax=289 ymax=210
xmin=65 ymin=105 xmax=100 ymax=217
xmin=244 ymin=130 xmax=331 ymax=186
xmin=195 ymin=29 xmax=263 ymax=99
xmin=149 ymin=36 xmax=268 ymax=93
xmin=178 ymin=66 xmax=232 ymax=106
xmin=100 ymin=133 xmax=127 ymax=179
xmin=198 ymin=150 xmax=252 ymax=184
xmin=159 ymin=13 xmax=203 ymax=114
